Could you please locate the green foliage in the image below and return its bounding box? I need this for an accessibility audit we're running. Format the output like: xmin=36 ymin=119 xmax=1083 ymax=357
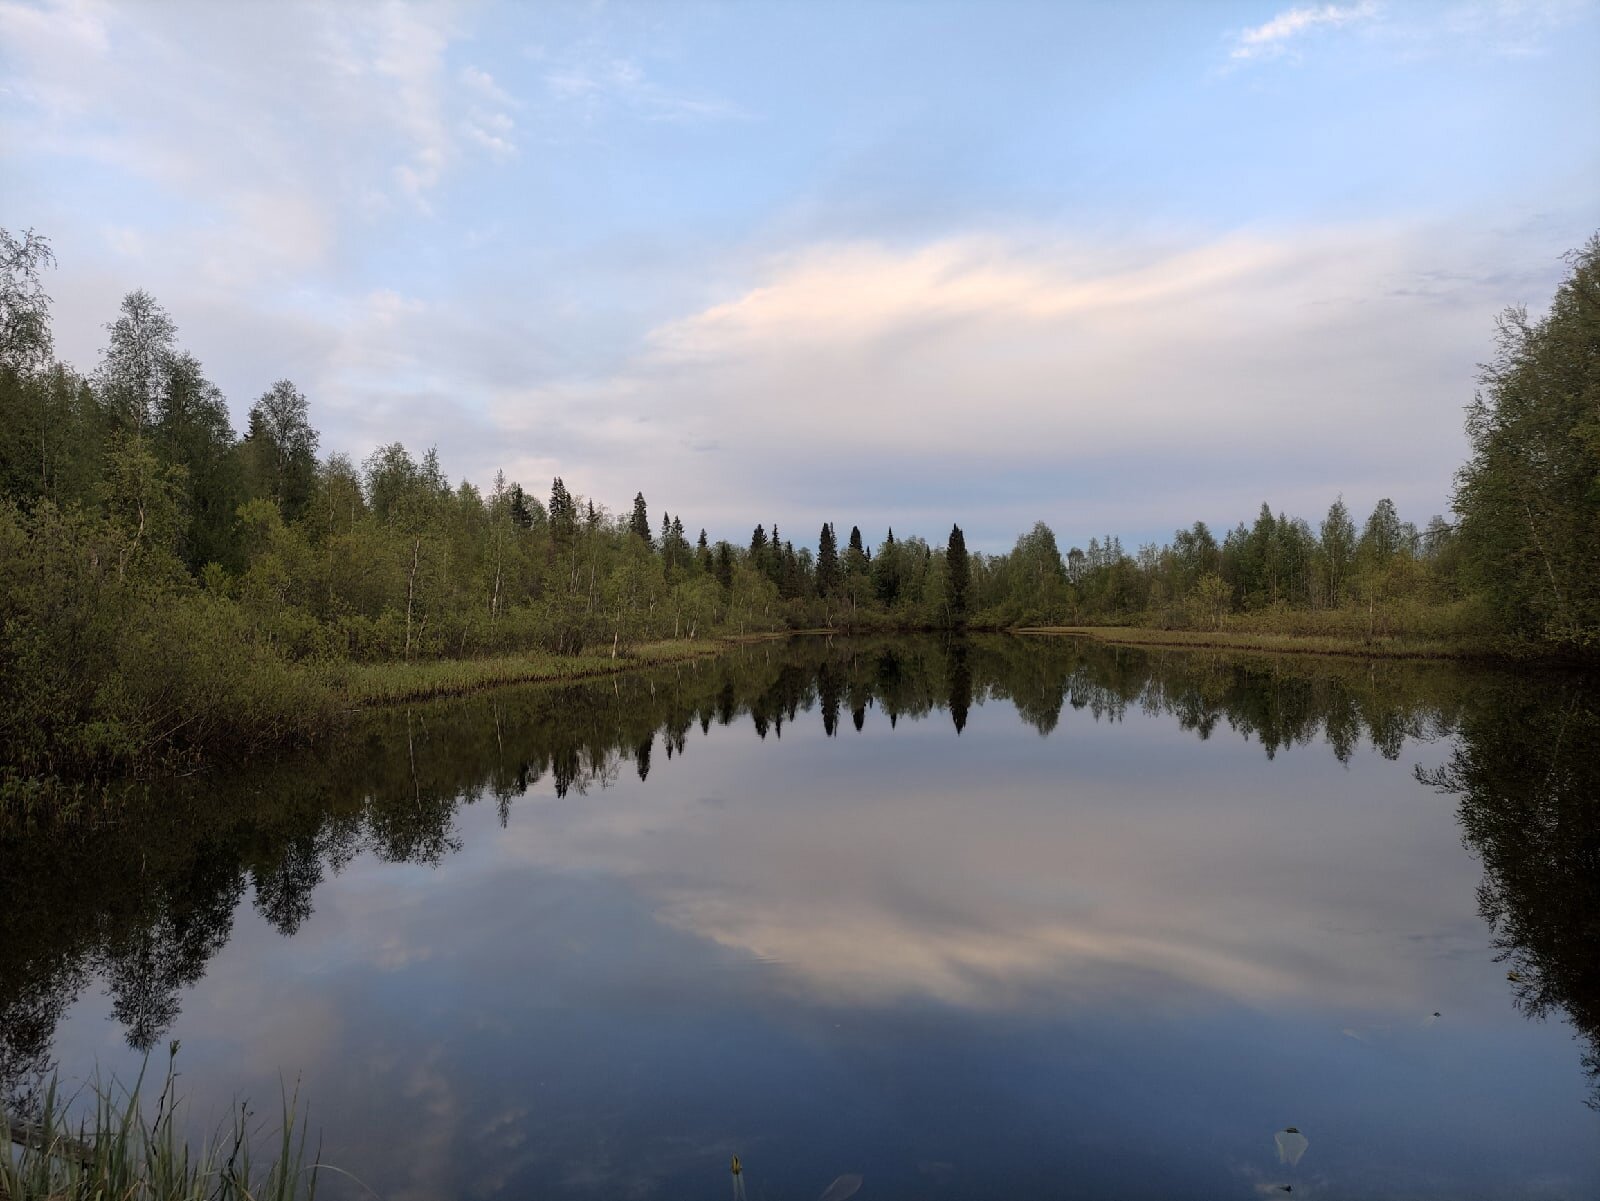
xmin=1 ymin=1046 xmax=321 ymax=1200
xmin=946 ymin=523 xmax=970 ymax=625
xmin=1455 ymin=236 xmax=1600 ymax=647
xmin=242 ymin=379 xmax=319 ymax=523
xmin=2 ymin=227 xmax=1597 ymax=790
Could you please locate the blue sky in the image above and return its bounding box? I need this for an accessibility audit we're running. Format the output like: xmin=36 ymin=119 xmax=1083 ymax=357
xmin=3 ymin=0 xmax=1597 ymax=552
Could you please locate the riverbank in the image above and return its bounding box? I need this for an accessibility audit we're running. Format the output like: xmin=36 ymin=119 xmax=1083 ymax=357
xmin=1017 ymin=625 xmax=1512 ymax=661
xmin=337 ymin=639 xmax=731 ymax=707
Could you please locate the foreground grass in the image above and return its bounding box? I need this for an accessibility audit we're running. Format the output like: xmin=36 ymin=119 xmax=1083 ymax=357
xmin=2 ymin=1048 xmax=320 ymax=1201
xmin=1017 ymin=625 xmax=1506 ymax=660
xmin=337 ymin=638 xmax=727 ymax=707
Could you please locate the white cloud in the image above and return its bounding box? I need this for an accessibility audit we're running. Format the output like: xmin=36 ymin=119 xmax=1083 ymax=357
xmin=465 ymin=219 xmax=1563 ymax=542
xmin=487 ymin=740 xmax=1491 ymax=1015
xmin=1230 ymin=1 xmax=1381 ymax=61
xmin=536 ymin=49 xmax=744 ymax=124
xmin=461 ymin=63 xmax=517 ymax=108
xmin=1226 ymin=0 xmax=1593 ymax=66
xmin=0 ymin=0 xmax=471 ymax=267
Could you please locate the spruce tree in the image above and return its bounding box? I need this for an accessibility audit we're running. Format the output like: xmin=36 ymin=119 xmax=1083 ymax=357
xmin=768 ymin=524 xmax=785 ymax=587
xmin=509 ymin=484 xmax=533 ymax=529
xmin=844 ymin=524 xmax=869 ymax=576
xmin=947 ymin=523 xmax=970 ymax=625
xmin=630 ymin=491 xmax=653 ymax=546
xmin=549 ymin=477 xmax=576 ymax=541
xmin=817 ymin=522 xmax=839 ymax=597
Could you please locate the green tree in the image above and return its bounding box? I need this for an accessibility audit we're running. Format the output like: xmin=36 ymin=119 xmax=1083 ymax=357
xmin=1455 ymin=235 xmax=1600 ymax=646
xmin=947 ymin=523 xmax=970 ymax=626
xmin=242 ymin=380 xmax=320 ymax=521
xmin=629 ymin=492 xmax=653 ymax=546
xmin=873 ymin=528 xmax=903 ymax=605
xmin=98 ymin=290 xmax=177 ymax=436
xmin=0 ymin=226 xmax=54 ymax=374
xmin=845 ymin=525 xmax=868 ymax=574
xmin=548 ymin=477 xmax=577 ymax=543
xmin=1359 ymin=497 xmax=1405 ymax=566
xmin=1319 ymin=497 xmax=1357 ymax=605
xmin=157 ymin=353 xmax=243 ymax=570
xmin=816 ymin=522 xmax=839 ymax=597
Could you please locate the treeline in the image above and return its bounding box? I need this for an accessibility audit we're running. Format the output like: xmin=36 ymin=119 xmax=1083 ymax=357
xmin=1 ymin=229 xmax=1595 ymax=780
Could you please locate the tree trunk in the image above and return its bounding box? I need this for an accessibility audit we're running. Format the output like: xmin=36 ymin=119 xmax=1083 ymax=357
xmin=405 ymin=536 xmax=421 ymax=659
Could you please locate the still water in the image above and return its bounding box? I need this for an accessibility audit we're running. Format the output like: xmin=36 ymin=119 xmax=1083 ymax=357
xmin=3 ymin=635 xmax=1597 ymax=1199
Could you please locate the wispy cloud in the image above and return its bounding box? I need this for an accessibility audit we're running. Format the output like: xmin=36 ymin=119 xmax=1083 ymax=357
xmin=459 ymin=65 xmax=519 ymax=160
xmin=534 ymin=48 xmax=745 ymax=124
xmin=1230 ymin=1 xmax=1380 ymax=62
xmin=1226 ymin=0 xmax=1593 ymax=66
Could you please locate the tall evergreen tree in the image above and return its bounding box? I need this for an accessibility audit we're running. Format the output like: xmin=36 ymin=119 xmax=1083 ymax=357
xmin=158 ymin=352 xmax=242 ymax=569
xmin=947 ymin=523 xmax=970 ymax=624
xmin=549 ymin=477 xmax=576 ymax=541
xmin=816 ymin=522 xmax=839 ymax=597
xmin=629 ymin=491 xmax=653 ymax=546
xmin=509 ymin=484 xmax=534 ymax=529
xmin=844 ymin=524 xmax=869 ymax=576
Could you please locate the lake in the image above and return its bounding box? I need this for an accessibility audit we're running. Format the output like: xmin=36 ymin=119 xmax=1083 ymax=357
xmin=3 ymin=635 xmax=1596 ymax=1199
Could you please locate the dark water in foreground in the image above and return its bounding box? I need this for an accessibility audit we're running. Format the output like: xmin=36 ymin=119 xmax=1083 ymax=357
xmin=3 ymin=635 xmax=1597 ymax=1199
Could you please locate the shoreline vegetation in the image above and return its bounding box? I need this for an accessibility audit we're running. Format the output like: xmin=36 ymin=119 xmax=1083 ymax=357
xmin=1018 ymin=625 xmax=1504 ymax=662
xmin=339 ymin=621 xmax=1506 ymax=718
xmin=336 ymin=638 xmax=728 ymax=707
xmin=2 ymin=229 xmax=1596 ymax=796
xmin=2 ymin=1052 xmax=322 ymax=1201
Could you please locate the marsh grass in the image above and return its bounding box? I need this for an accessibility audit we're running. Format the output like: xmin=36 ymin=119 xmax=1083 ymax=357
xmin=337 ymin=639 xmax=724 ymax=706
xmin=1019 ymin=624 xmax=1508 ymax=660
xmin=2 ymin=1046 xmax=322 ymax=1201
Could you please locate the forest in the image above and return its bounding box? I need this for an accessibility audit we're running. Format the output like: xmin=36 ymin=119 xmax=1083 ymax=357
xmin=1 ymin=227 xmax=1597 ymax=786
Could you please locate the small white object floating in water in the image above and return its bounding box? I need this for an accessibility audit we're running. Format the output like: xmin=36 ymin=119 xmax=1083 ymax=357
xmin=818 ymin=1173 xmax=863 ymax=1201
xmin=1275 ymin=1127 xmax=1309 ymax=1167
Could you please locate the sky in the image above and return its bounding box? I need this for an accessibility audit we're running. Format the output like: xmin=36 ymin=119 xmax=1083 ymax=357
xmin=3 ymin=0 xmax=1597 ymax=553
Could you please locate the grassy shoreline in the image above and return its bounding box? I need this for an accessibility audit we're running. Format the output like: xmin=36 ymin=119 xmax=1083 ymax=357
xmin=341 ymin=624 xmax=1533 ymax=714
xmin=1014 ymin=625 xmax=1516 ymax=661
xmin=337 ymin=638 xmax=731 ymax=707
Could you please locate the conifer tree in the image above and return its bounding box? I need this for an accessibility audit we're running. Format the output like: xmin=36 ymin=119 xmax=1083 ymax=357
xmin=816 ymin=522 xmax=839 ymax=597
xmin=509 ymin=484 xmax=534 ymax=529
xmin=947 ymin=523 xmax=970 ymax=625
xmin=629 ymin=491 xmax=653 ymax=546
xmin=844 ymin=524 xmax=868 ymax=576
xmin=548 ymin=477 xmax=576 ymax=541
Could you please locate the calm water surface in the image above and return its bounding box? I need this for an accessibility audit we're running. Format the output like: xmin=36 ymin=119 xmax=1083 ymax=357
xmin=4 ymin=636 xmax=1597 ymax=1199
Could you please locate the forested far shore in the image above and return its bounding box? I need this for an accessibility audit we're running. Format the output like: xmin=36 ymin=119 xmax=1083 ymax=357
xmin=1 ymin=228 xmax=1597 ymax=787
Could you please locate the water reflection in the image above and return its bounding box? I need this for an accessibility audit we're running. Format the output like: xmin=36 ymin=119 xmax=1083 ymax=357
xmin=2 ymin=635 xmax=1596 ymax=1195
xmin=1418 ymin=677 xmax=1600 ymax=1109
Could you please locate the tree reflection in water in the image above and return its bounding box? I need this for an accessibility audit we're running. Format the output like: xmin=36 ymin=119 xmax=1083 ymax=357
xmin=1419 ymin=673 xmax=1600 ymax=1108
xmin=2 ymin=634 xmax=1594 ymax=1110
